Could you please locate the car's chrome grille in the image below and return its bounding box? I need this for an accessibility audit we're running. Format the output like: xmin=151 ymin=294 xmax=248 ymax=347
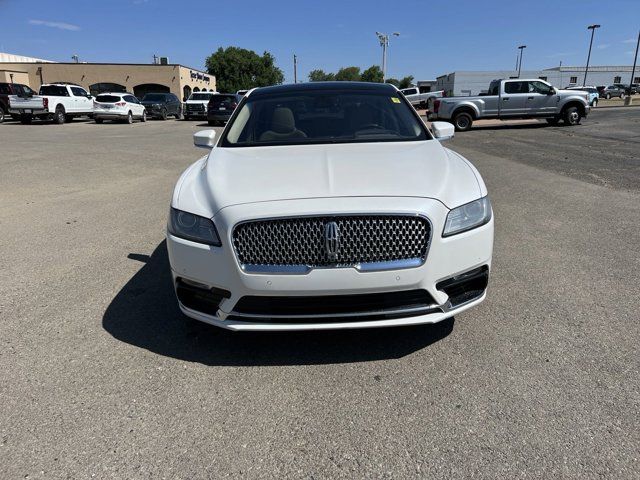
xmin=232 ymin=215 xmax=431 ymax=271
xmin=187 ymin=104 xmax=205 ymax=111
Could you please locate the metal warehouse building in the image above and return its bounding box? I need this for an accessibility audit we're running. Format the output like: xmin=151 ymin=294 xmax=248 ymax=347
xmin=0 ymin=52 xmax=215 ymax=101
xmin=435 ymin=66 xmax=639 ymax=96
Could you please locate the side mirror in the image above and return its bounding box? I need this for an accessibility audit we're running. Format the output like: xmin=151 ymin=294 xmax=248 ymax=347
xmin=194 ymin=129 xmax=216 ymax=149
xmin=431 ymin=121 xmax=455 ymax=141
xmin=547 ymin=87 xmax=556 ymax=95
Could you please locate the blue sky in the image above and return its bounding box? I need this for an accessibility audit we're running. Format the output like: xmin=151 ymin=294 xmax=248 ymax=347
xmin=1 ymin=0 xmax=638 ymax=82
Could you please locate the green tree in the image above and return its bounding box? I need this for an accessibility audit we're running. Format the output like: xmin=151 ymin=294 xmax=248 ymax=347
xmin=399 ymin=75 xmax=415 ymax=89
xmin=385 ymin=78 xmax=400 ymax=87
xmin=334 ymin=66 xmax=361 ymax=81
xmin=205 ymin=46 xmax=284 ymax=93
xmin=361 ymin=65 xmax=383 ymax=83
xmin=308 ymin=69 xmax=335 ymax=82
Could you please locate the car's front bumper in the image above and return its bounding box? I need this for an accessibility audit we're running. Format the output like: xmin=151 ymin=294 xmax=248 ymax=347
xmin=167 ymin=197 xmax=494 ymax=331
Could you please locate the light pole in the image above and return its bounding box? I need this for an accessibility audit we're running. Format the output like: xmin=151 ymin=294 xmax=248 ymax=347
xmin=583 ymin=24 xmax=600 ymax=86
xmin=293 ymin=54 xmax=298 ymax=83
xmin=71 ymin=54 xmax=79 ymax=63
xmin=628 ymin=30 xmax=639 ymax=96
xmin=517 ymin=45 xmax=526 ymax=78
xmin=376 ymin=31 xmax=399 ymax=82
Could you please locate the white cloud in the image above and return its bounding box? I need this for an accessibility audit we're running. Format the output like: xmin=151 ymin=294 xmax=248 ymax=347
xmin=28 ymin=19 xmax=80 ymax=31
xmin=597 ymin=44 xmax=611 ymax=50
xmin=622 ymin=38 xmax=636 ymax=44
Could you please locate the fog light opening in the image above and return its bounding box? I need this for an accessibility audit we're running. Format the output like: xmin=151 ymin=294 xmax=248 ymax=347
xmin=436 ymin=266 xmax=489 ymax=308
xmin=175 ymin=278 xmax=231 ymax=315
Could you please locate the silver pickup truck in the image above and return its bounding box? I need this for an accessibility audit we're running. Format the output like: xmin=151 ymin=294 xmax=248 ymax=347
xmin=429 ymin=79 xmax=590 ymax=131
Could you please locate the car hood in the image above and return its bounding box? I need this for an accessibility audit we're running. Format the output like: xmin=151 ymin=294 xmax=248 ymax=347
xmin=175 ymin=141 xmax=483 ymax=217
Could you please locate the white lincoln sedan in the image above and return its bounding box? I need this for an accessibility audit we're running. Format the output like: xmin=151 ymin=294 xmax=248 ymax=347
xmin=167 ymin=82 xmax=493 ymax=331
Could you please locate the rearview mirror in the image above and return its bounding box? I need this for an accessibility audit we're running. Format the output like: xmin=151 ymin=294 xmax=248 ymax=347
xmin=431 ymin=121 xmax=455 ymax=141
xmin=194 ymin=129 xmax=216 ymax=149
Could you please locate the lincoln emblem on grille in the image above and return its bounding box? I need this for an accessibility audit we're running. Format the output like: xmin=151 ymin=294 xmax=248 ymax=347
xmin=324 ymin=221 xmax=340 ymax=261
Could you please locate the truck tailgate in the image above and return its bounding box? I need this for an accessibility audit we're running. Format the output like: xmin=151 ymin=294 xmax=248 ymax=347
xmin=9 ymin=96 xmax=45 ymax=109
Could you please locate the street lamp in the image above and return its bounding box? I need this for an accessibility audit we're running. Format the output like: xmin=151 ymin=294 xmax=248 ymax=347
xmin=376 ymin=31 xmax=399 ymax=82
xmin=627 ymin=30 xmax=639 ymax=98
xmin=517 ymin=45 xmax=527 ymax=78
xmin=583 ymin=24 xmax=601 ymax=86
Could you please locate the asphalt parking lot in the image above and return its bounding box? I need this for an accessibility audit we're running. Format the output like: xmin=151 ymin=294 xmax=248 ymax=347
xmin=1 ymin=108 xmax=639 ymax=479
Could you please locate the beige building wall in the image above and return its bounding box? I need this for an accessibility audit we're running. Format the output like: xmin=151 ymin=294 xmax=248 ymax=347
xmin=0 ymin=69 xmax=30 ymax=85
xmin=0 ymin=63 xmax=215 ymax=100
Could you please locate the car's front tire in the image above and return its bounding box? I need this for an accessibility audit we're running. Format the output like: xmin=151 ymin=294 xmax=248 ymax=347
xmin=563 ymin=106 xmax=581 ymax=126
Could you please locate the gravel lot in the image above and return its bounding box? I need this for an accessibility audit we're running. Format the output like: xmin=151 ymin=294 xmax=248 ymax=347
xmin=1 ymin=109 xmax=639 ymax=479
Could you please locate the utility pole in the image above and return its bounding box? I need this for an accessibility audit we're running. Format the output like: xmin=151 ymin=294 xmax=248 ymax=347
xmin=376 ymin=32 xmax=399 ymax=82
xmin=71 ymin=54 xmax=79 ymax=63
xmin=628 ymin=30 xmax=639 ymax=96
xmin=583 ymin=24 xmax=601 ymax=85
xmin=293 ymin=54 xmax=298 ymax=83
xmin=517 ymin=45 xmax=526 ymax=78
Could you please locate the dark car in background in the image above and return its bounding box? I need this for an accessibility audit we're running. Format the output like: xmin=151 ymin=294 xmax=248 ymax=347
xmin=207 ymin=93 xmax=239 ymax=126
xmin=599 ymin=85 xmax=626 ymax=99
xmin=0 ymin=83 xmax=36 ymax=123
xmin=140 ymin=92 xmax=183 ymax=120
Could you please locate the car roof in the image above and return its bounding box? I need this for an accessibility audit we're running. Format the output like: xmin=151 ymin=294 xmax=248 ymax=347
xmin=96 ymin=92 xmax=134 ymax=96
xmin=41 ymin=83 xmax=82 ymax=87
xmin=248 ymin=81 xmax=398 ymax=98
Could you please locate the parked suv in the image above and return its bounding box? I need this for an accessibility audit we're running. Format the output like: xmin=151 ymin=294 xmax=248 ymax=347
xmin=94 ymin=93 xmax=147 ymax=123
xmin=0 ymin=83 xmax=36 ymax=122
xmin=599 ymin=85 xmax=626 ymax=99
xmin=207 ymin=94 xmax=239 ymax=126
xmin=566 ymin=86 xmax=599 ymax=107
xmin=140 ymin=92 xmax=183 ymax=120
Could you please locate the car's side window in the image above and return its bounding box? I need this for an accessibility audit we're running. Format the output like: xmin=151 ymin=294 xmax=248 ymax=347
xmin=71 ymin=87 xmax=88 ymax=97
xmin=528 ymin=81 xmax=551 ymax=95
xmin=504 ymin=82 xmax=527 ymax=94
xmin=124 ymin=95 xmax=137 ymax=103
xmin=0 ymin=84 xmax=11 ymax=94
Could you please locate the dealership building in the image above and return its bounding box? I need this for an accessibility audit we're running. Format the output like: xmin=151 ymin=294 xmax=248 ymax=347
xmin=0 ymin=52 xmax=215 ymax=100
xmin=434 ymin=65 xmax=639 ymax=96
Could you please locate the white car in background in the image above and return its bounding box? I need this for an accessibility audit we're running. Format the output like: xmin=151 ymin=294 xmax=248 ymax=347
xmin=93 ymin=93 xmax=146 ymax=124
xmin=167 ymin=82 xmax=494 ymax=331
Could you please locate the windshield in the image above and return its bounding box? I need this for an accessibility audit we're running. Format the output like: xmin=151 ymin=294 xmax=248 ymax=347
xmin=142 ymin=94 xmax=166 ymax=102
xmin=189 ymin=93 xmax=213 ymax=101
xmin=222 ymin=89 xmax=429 ymax=147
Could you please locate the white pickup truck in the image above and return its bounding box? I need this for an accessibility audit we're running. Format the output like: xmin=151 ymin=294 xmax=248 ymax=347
xmin=399 ymin=86 xmax=444 ymax=110
xmin=9 ymin=83 xmax=94 ymax=124
xmin=184 ymin=91 xmax=217 ymax=120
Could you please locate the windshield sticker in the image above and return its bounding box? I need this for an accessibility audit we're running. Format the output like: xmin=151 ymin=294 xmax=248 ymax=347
xmin=391 ymin=97 xmax=401 ymax=103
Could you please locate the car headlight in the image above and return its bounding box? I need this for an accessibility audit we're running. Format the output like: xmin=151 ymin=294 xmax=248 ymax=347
xmin=443 ymin=197 xmax=492 ymax=237
xmin=168 ymin=208 xmax=221 ymax=246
